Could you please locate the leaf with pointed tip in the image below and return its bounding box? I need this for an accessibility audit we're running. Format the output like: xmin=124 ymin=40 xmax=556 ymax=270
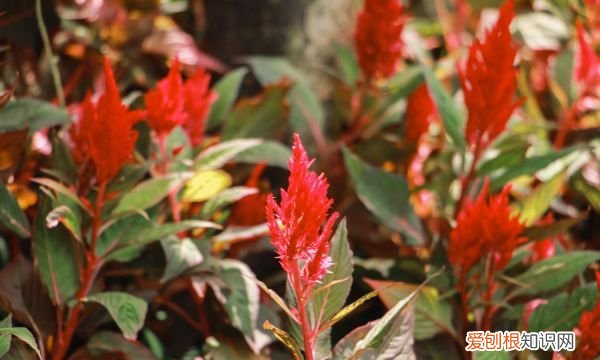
xmin=112 ymin=176 xmax=180 ymax=216
xmin=0 ymin=316 xmax=42 ymax=360
xmin=263 ymin=320 xmax=304 ymax=360
xmin=201 ymin=186 xmax=258 ymax=218
xmin=206 ymin=68 xmax=248 ymax=130
xmin=160 ymin=237 xmax=204 ymax=283
xmin=85 ymin=292 xmax=148 ymax=340
xmin=33 ymin=197 xmax=80 ymax=305
xmin=195 ymin=139 xmax=262 ymax=170
xmin=0 ymin=182 xmax=30 ymax=238
xmin=342 ymin=148 xmax=425 ymax=245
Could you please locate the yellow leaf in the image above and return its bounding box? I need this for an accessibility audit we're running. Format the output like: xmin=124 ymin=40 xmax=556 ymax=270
xmin=182 ymin=170 xmax=232 ymax=203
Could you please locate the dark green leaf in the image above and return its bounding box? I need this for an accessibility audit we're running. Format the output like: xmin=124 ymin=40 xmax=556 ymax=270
xmin=207 ymin=68 xmax=248 ymax=130
xmin=311 ymin=219 xmax=353 ymax=326
xmin=514 ymin=251 xmax=600 ymax=294
xmin=222 ymin=81 xmax=290 ymax=140
xmin=421 ymin=66 xmax=466 ymax=148
xmin=0 ymin=317 xmax=42 ymax=360
xmin=33 ymin=197 xmax=80 ymax=305
xmin=233 ymin=140 xmax=292 ymax=169
xmin=490 ymin=147 xmax=576 ymax=190
xmin=86 ymin=331 xmax=158 ymax=360
xmin=0 ymin=182 xmax=30 ymax=238
xmin=334 ymin=44 xmax=359 ymax=86
xmin=0 ymin=99 xmax=71 ymax=134
xmin=342 ymin=147 xmax=425 ymax=245
xmin=521 ymin=215 xmax=583 ymax=241
xmin=111 ymin=176 xmax=179 ymax=216
xmin=85 ymin=292 xmax=148 ymax=340
xmin=195 ymin=139 xmax=262 ymax=170
xmin=246 ymin=56 xmax=325 ymax=136
xmin=528 ymin=283 xmax=597 ymax=332
xmin=160 ymin=236 xmax=204 ymax=282
xmin=0 ymin=315 xmax=11 ymax=358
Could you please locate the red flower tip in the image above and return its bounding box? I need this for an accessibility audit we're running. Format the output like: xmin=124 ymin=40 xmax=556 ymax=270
xmin=404 ymin=83 xmax=437 ymax=142
xmin=183 ymin=68 xmax=218 ymax=147
xmin=460 ymin=0 xmax=520 ymax=152
xmin=265 ymin=134 xmax=339 ymax=288
xmin=145 ymin=58 xmax=187 ymax=139
xmin=70 ymin=58 xmax=144 ymax=184
xmin=575 ymin=20 xmax=600 ymax=88
xmin=449 ymin=178 xmax=525 ymax=276
xmin=574 ymin=271 xmax=600 ymax=359
xmin=354 ymin=0 xmax=405 ymax=82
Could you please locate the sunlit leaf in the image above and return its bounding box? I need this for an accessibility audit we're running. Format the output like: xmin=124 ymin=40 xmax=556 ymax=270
xmin=195 ymin=139 xmax=262 ymax=170
xmin=182 ymin=169 xmax=232 ymax=202
xmin=262 ymin=320 xmax=304 ymax=360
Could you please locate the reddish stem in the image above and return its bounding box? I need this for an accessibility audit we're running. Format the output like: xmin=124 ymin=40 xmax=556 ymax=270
xmin=291 ymin=264 xmax=315 ymax=360
xmin=52 ymin=181 xmax=106 ymax=360
xmin=481 ymin=256 xmax=496 ymax=331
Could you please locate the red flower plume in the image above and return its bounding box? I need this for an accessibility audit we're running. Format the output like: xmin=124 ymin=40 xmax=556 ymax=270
xmin=404 ymin=83 xmax=437 ymax=142
xmin=460 ymin=0 xmax=520 ymax=152
xmin=70 ymin=58 xmax=144 ymax=183
xmin=449 ymin=179 xmax=525 ymax=276
xmin=575 ymin=21 xmax=600 ymax=90
xmin=183 ymin=69 xmax=218 ymax=147
xmin=265 ymin=134 xmax=339 ymax=288
xmin=354 ymin=0 xmax=405 ymax=82
xmin=144 ymin=59 xmax=187 ymax=139
xmin=573 ymin=271 xmax=600 ymax=360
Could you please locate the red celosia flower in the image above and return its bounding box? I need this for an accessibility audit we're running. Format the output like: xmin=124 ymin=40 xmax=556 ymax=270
xmin=573 ymin=271 xmax=600 ymax=360
xmin=265 ymin=134 xmax=339 ymax=288
xmin=230 ymin=163 xmax=268 ymax=226
xmin=405 ymin=83 xmax=437 ymax=142
xmin=354 ymin=0 xmax=405 ymax=82
xmin=575 ymin=21 xmax=600 ymax=90
xmin=70 ymin=59 xmax=144 ymax=183
xmin=182 ymin=69 xmax=218 ymax=147
xmin=449 ymin=178 xmax=525 ymax=276
xmin=459 ymin=0 xmax=520 ymax=152
xmin=144 ymin=59 xmax=187 ymax=139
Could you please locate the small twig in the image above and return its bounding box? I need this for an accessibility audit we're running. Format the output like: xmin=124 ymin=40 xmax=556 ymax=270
xmin=35 ymin=0 xmax=65 ymax=107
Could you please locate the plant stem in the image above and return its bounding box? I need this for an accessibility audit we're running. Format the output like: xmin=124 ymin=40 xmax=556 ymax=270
xmin=35 ymin=0 xmax=65 ymax=107
xmin=52 ymin=181 xmax=106 ymax=360
xmin=291 ymin=264 xmax=314 ymax=360
xmin=454 ymin=140 xmax=481 ymax=218
xmin=481 ymin=255 xmax=496 ymax=331
xmin=158 ymin=135 xmax=181 ymax=224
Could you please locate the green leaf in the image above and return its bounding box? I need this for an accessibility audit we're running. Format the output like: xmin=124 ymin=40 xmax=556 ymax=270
xmin=112 ymin=176 xmax=180 ymax=216
xmin=263 ymin=320 xmax=304 ymax=360
xmin=32 ymin=177 xmax=91 ymax=214
xmin=383 ymin=66 xmax=424 ymax=106
xmin=0 ymin=182 xmax=30 ymax=238
xmin=0 ymin=316 xmax=42 ymax=360
xmin=333 ymin=322 xmax=373 ymax=360
xmin=477 ymin=147 xmax=527 ymax=177
xmin=421 ymin=66 xmax=466 ymax=148
xmin=528 ymin=283 xmax=597 ymax=332
xmin=311 ymin=219 xmax=353 ymax=326
xmin=0 ymin=99 xmax=71 ymax=134
xmin=490 ymin=147 xmax=576 ymax=190
xmin=519 ymin=171 xmax=565 ymax=226
xmin=85 ymin=292 xmax=148 ymax=340
xmin=160 ymin=236 xmax=204 ymax=283
xmin=0 ymin=315 xmax=11 ymax=358
xmin=246 ymin=56 xmax=325 ymax=135
xmin=573 ymin=175 xmax=600 ymax=213
xmin=351 ymin=289 xmax=417 ymax=359
xmin=201 ymin=186 xmax=258 ymax=218
xmin=334 ymin=44 xmax=359 ymax=86
xmin=521 ymin=215 xmax=583 ymax=241
xmin=195 ymin=139 xmax=262 ymax=170
xmin=119 ymin=220 xmax=220 ymax=248
xmin=206 ymin=68 xmax=248 ymax=130
xmin=473 ymin=351 xmax=511 ymax=360
xmin=33 ymin=197 xmax=80 ymax=305
xmin=96 ymin=214 xmax=152 ymax=257
xmin=222 ymin=81 xmax=290 ymax=140
xmin=86 ymin=331 xmax=158 ymax=360
xmin=364 ymin=279 xmax=456 ymax=341
xmin=514 ymin=251 xmax=600 ymax=294
xmin=49 ymin=193 xmax=83 ymax=243
xmin=233 ymin=140 xmax=292 ymax=169
xmin=342 ymin=147 xmax=425 ymax=245
xmin=216 ymin=259 xmax=261 ymax=349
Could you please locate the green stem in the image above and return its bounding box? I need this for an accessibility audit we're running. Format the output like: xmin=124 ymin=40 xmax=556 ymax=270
xmin=35 ymin=0 xmax=65 ymax=107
